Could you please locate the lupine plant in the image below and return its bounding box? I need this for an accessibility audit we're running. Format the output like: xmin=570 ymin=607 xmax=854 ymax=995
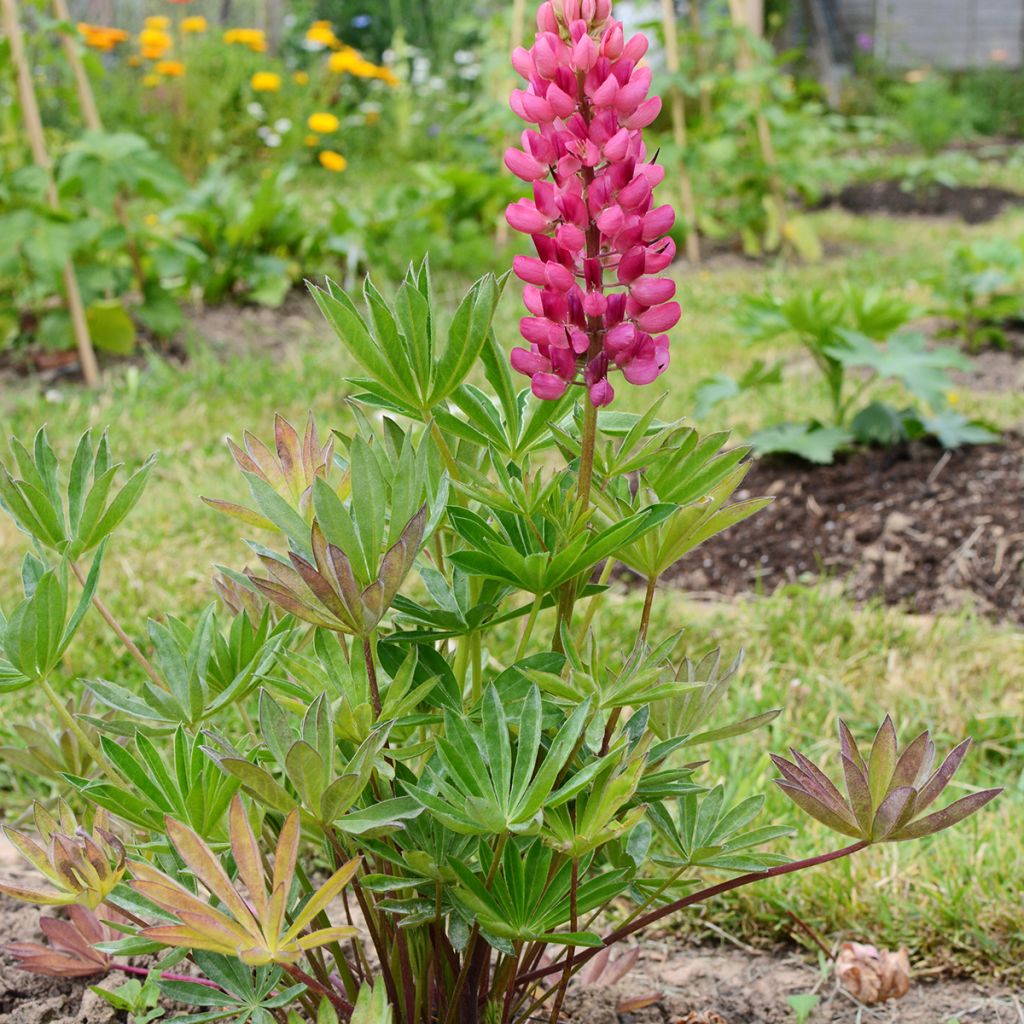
xmin=0 ymin=3 xmax=1000 ymax=1023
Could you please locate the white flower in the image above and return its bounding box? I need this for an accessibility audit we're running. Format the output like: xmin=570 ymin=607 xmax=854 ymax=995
xmin=274 ymin=118 xmax=292 ymax=132
xmin=246 ymin=102 xmax=265 ymax=119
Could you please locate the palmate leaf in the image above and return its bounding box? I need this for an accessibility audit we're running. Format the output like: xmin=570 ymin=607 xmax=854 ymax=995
xmin=407 ymin=685 xmax=591 ymax=835
xmin=772 ymin=716 xmax=1002 ymax=843
xmin=648 ymin=788 xmax=792 ymax=873
xmin=131 ymin=796 xmax=359 ymax=966
xmin=829 ymin=330 xmax=968 ymax=408
xmin=0 ymin=428 xmax=154 ymax=557
xmin=449 ymin=839 xmax=629 ymax=947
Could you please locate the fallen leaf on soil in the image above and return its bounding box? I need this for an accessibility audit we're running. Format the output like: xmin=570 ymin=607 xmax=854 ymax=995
xmin=836 ymin=941 xmax=911 ymax=1004
xmin=579 ymin=946 xmax=641 ymax=987
xmin=617 ymin=992 xmax=663 ymax=1013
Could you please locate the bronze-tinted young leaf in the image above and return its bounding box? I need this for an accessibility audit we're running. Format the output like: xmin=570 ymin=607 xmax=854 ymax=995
xmin=6 ymin=906 xmax=117 ymax=978
xmin=773 ymin=718 xmax=1001 ymax=844
xmin=130 ymin=795 xmax=358 ymax=965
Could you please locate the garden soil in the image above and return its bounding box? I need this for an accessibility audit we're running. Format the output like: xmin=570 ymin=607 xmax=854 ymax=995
xmin=833 ymin=181 xmax=1022 ymax=223
xmin=657 ymin=435 xmax=1024 ymax=624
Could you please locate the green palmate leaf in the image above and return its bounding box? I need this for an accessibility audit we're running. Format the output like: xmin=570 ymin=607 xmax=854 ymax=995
xmin=750 ymin=423 xmax=854 ymax=464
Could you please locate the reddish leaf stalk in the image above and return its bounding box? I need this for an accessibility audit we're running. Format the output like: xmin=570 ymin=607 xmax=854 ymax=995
xmin=517 ymin=840 xmax=869 ymax=984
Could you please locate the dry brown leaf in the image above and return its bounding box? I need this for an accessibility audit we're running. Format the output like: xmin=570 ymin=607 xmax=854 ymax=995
xmin=836 ymin=941 xmax=911 ymax=1004
xmin=617 ymin=993 xmax=662 ymax=1014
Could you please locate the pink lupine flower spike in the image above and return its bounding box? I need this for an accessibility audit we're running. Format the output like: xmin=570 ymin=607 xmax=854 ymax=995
xmin=504 ymin=0 xmax=679 ymax=407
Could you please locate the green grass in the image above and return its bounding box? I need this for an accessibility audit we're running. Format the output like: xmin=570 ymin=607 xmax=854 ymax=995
xmin=1 ymin=204 xmax=1022 ymax=980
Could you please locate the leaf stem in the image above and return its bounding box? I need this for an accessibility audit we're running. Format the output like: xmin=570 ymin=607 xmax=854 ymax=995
xmin=38 ymin=676 xmax=120 ymax=786
xmin=516 ymin=840 xmax=869 ymax=984
xmin=515 ymin=593 xmax=544 ymax=661
xmin=70 ymin=560 xmax=163 ymax=689
xmin=363 ymin=633 xmax=382 ymax=717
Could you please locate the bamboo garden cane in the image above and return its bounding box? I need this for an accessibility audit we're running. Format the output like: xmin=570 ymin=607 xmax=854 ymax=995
xmin=1 ymin=0 xmax=101 ymax=386
xmin=660 ymin=0 xmax=701 ymax=264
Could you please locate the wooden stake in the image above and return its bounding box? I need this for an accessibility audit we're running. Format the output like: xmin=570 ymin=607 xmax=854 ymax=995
xmin=660 ymin=0 xmax=701 ymax=264
xmin=688 ymin=0 xmax=711 ymax=119
xmin=496 ymin=0 xmax=528 ymax=249
xmin=52 ymin=0 xmax=147 ymax=294
xmin=726 ymin=0 xmax=787 ymax=244
xmin=1 ymin=0 xmax=100 ymax=386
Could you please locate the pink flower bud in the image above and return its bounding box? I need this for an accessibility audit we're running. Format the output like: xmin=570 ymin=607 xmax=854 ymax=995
xmin=589 ymin=378 xmax=614 ymax=406
xmin=505 ymin=147 xmax=547 ymax=182
xmin=635 ymin=301 xmax=681 ymax=333
xmin=511 ymin=347 xmax=548 ymax=377
xmin=583 ymin=291 xmax=608 ymax=317
xmin=642 ymin=204 xmax=675 ymax=241
xmin=591 ymin=73 xmax=619 ymax=108
xmin=544 ymin=262 xmax=576 ymax=292
xmin=513 ymin=255 xmax=549 ymax=286
xmin=621 ymin=33 xmax=649 ymax=63
xmin=520 ymin=91 xmax=555 ymax=123
xmin=615 ymin=67 xmax=652 ymax=115
xmin=601 ymin=22 xmax=624 ymax=59
xmin=555 ymin=223 xmax=587 ymax=253
xmin=571 ymin=33 xmax=598 ymax=71
xmin=506 ymin=200 xmax=550 ymax=235
xmin=644 ymin=238 xmax=676 ymax=273
xmin=547 ymin=83 xmax=576 ymax=118
xmin=605 ymin=322 xmax=636 ymax=356
xmin=595 ymin=0 xmax=612 ymax=19
xmin=622 ymin=357 xmax=662 ymax=385
xmin=618 ymin=174 xmax=652 ymax=211
xmin=532 ymin=372 xmax=570 ymax=400
xmin=523 ymin=285 xmax=545 ymax=316
xmin=570 ymin=328 xmax=590 ymax=353
xmin=603 ymin=127 xmax=631 ymax=163
xmin=630 ymin=277 xmax=676 ymax=306
xmin=537 ymin=2 xmax=559 ymax=33
xmin=582 ymin=0 xmax=596 ymax=20
xmin=512 ymin=47 xmax=535 ymax=80
xmin=563 ymin=0 xmax=582 ymax=21
xmin=624 ymin=96 xmax=662 ymax=129
xmin=616 ymin=246 xmax=646 ymax=284
xmin=596 ymin=204 xmax=625 ymax=236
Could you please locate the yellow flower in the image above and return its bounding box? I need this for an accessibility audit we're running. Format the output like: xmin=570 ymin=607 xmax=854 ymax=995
xmin=293 ymin=70 xmax=310 ymax=85
xmin=250 ymin=71 xmax=282 ymax=92
xmin=904 ymin=68 xmax=927 ymax=84
xmin=305 ymin=134 xmax=320 ymax=146
xmin=373 ymin=66 xmax=400 ymax=87
xmin=144 ymin=15 xmax=170 ymax=30
xmin=138 ymin=27 xmax=172 ymax=55
xmin=181 ymin=16 xmax=207 ymax=33
xmin=306 ymin=20 xmax=339 ymax=48
xmin=223 ymin=27 xmax=266 ymax=52
xmin=364 ymin=110 xmax=380 ymax=125
xmin=155 ymin=60 xmax=185 ymax=77
xmin=318 ymin=150 xmax=348 ymax=172
xmin=327 ymin=47 xmax=362 ymax=74
xmin=307 ymin=111 xmax=339 ymax=134
xmin=143 ymin=73 xmax=162 ymax=87
xmin=947 ymin=391 xmax=960 ymax=406
xmin=144 ymin=213 xmax=159 ymax=226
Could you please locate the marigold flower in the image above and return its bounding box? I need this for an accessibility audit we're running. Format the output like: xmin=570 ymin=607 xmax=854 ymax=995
xmin=181 ymin=15 xmax=207 ymax=33
xmin=77 ymin=23 xmax=128 ymax=51
xmin=307 ymin=111 xmax=340 ymax=133
xmin=223 ymin=27 xmax=266 ymax=52
xmin=504 ymin=0 xmax=677 ymax=406
xmin=138 ymin=27 xmax=172 ymax=55
xmin=318 ymin=150 xmax=348 ymax=172
xmin=306 ymin=20 xmax=339 ymax=48
xmin=251 ymin=71 xmax=282 ymax=92
xmin=155 ymin=60 xmax=185 ymax=77
xmin=143 ymin=15 xmax=170 ymax=29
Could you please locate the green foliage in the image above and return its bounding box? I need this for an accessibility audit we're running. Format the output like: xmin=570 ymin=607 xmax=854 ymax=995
xmin=933 ymin=235 xmax=1024 ymax=352
xmin=725 ymin=285 xmax=993 ymax=463
xmin=0 ymin=270 xmax=1000 ymax=1024
xmin=888 ymin=76 xmax=977 ymax=157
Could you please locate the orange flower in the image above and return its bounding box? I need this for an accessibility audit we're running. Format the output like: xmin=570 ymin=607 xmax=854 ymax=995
xmin=155 ymin=60 xmax=185 ymax=77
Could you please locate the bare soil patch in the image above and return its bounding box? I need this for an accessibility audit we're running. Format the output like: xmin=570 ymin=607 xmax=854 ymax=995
xmin=833 ymin=181 xmax=1022 ymax=224
xmin=561 ymin=942 xmax=1022 ymax=1024
xmin=658 ymin=436 xmax=1024 ymax=623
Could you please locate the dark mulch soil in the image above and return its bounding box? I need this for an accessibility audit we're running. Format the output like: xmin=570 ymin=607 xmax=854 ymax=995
xmin=833 ymin=180 xmax=1023 ymax=224
xmin=658 ymin=436 xmax=1024 ymax=623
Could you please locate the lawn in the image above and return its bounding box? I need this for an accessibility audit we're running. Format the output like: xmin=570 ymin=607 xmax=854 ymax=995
xmin=2 ymin=204 xmax=1021 ymax=981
